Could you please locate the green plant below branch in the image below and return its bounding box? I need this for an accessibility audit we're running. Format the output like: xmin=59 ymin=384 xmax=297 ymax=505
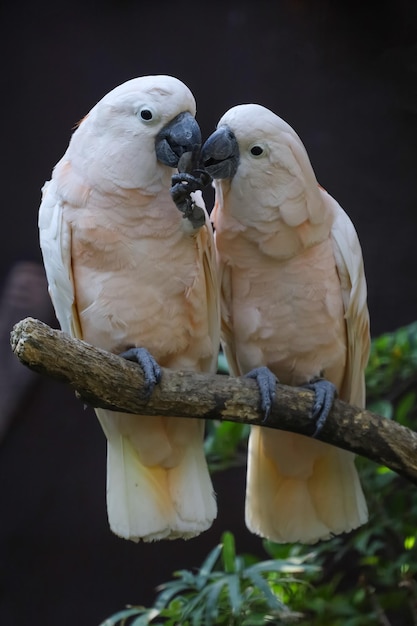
xmin=100 ymin=531 xmax=318 ymax=626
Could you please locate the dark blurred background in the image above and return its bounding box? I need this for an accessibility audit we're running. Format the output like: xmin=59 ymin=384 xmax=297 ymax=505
xmin=1 ymin=1 xmax=417 ymax=624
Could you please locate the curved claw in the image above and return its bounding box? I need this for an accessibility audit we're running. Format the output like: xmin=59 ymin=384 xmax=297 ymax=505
xmin=171 ymin=170 xmax=212 ymax=194
xmin=245 ymin=366 xmax=278 ymax=421
xmin=170 ymin=147 xmax=212 ymax=230
xmin=170 ymin=170 xmax=209 ymax=229
xmin=303 ymin=378 xmax=337 ymax=437
xmin=119 ymin=347 xmax=161 ymax=398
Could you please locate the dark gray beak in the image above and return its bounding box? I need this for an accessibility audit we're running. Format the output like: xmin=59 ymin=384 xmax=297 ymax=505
xmin=155 ymin=111 xmax=202 ymax=167
xmin=201 ymin=125 xmax=239 ymax=179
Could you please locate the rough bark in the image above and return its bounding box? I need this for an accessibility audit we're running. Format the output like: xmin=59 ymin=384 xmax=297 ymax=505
xmin=10 ymin=316 xmax=417 ymax=485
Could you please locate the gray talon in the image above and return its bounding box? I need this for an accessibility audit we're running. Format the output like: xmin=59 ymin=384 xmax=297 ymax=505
xmin=170 ymin=148 xmax=212 ymax=229
xmin=303 ymin=378 xmax=337 ymax=437
xmin=245 ymin=366 xmax=277 ymax=421
xmin=119 ymin=347 xmax=161 ymax=397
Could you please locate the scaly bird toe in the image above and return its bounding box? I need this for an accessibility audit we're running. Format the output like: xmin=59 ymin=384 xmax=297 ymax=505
xmin=245 ymin=366 xmax=278 ymax=421
xmin=303 ymin=378 xmax=337 ymax=437
xmin=119 ymin=347 xmax=162 ymax=398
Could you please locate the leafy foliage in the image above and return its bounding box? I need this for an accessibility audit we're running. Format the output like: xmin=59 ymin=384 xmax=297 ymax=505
xmin=99 ymin=531 xmax=318 ymax=625
xmin=103 ymin=322 xmax=417 ymax=625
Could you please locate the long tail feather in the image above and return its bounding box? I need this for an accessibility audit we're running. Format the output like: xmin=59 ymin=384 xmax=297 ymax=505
xmin=97 ymin=409 xmax=216 ymax=542
xmin=245 ymin=426 xmax=367 ymax=544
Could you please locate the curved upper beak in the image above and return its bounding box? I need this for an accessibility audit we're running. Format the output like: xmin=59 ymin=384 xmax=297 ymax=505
xmin=155 ymin=111 xmax=202 ymax=168
xmin=201 ymin=125 xmax=239 ymax=179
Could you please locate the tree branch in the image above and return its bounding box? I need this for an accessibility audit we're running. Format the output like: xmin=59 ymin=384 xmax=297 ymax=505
xmin=10 ymin=317 xmax=417 ymax=486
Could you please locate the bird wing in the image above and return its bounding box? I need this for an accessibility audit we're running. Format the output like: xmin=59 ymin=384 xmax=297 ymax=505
xmin=38 ymin=179 xmax=82 ymax=339
xmin=327 ymin=190 xmax=370 ymax=407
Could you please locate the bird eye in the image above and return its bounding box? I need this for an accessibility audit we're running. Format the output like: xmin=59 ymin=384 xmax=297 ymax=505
xmin=137 ymin=106 xmax=161 ymax=126
xmin=140 ymin=108 xmax=153 ymax=121
xmin=250 ymin=145 xmax=264 ymax=157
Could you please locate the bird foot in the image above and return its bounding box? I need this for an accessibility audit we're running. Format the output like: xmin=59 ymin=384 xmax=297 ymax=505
xmin=170 ymin=149 xmax=212 ymax=229
xmin=303 ymin=377 xmax=337 ymax=437
xmin=245 ymin=366 xmax=278 ymax=421
xmin=119 ymin=347 xmax=161 ymax=398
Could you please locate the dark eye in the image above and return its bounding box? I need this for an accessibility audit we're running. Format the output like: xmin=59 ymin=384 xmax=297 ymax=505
xmin=250 ymin=145 xmax=264 ymax=156
xmin=140 ymin=109 xmax=153 ymax=121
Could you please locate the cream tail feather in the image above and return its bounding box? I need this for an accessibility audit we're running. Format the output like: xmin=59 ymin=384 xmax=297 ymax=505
xmin=98 ymin=410 xmax=216 ymax=541
xmin=246 ymin=429 xmax=368 ymax=544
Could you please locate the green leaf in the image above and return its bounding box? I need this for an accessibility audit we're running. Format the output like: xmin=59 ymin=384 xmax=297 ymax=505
xmin=154 ymin=582 xmax=192 ymax=611
xmin=202 ymin=578 xmax=228 ymax=624
xmin=205 ymin=420 xmax=249 ymax=472
xmin=226 ymin=573 xmax=242 ymax=615
xmin=99 ymin=608 xmax=145 ymax=625
xmin=249 ymin=558 xmax=319 ymax=576
xmin=367 ymin=399 xmax=393 ymax=419
xmin=395 ymin=390 xmax=416 ymax=424
xmin=245 ymin=569 xmax=285 ymax=611
xmin=222 ymin=530 xmax=237 ymax=574
xmin=130 ymin=609 xmax=160 ymax=625
xmin=188 ymin=602 xmax=205 ymax=626
xmin=197 ymin=542 xmax=223 ymax=585
xmin=242 ymin=616 xmax=271 ymax=626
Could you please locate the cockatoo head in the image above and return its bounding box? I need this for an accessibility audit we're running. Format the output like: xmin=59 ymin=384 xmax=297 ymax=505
xmin=67 ymin=75 xmax=201 ymax=192
xmin=201 ymin=104 xmax=325 ymax=226
xmin=202 ymin=103 xmax=312 ymax=181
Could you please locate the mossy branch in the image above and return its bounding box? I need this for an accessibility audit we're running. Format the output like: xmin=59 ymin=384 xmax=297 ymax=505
xmin=10 ymin=317 xmax=417 ymax=485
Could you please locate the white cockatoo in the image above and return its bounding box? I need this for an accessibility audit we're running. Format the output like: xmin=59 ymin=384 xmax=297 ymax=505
xmin=39 ymin=75 xmax=220 ymax=541
xmin=201 ymin=103 xmax=370 ymax=543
